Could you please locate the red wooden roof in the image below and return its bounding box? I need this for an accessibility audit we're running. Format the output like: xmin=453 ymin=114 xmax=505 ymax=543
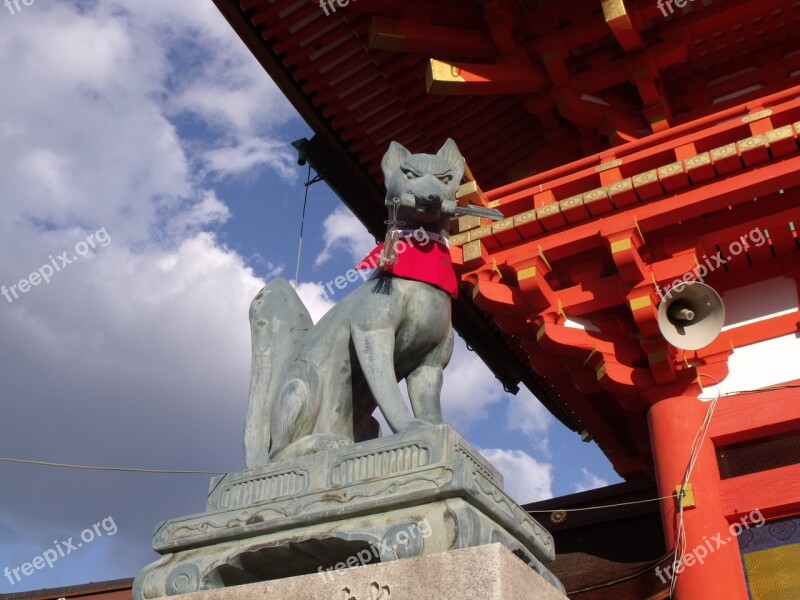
xmin=1 ymin=578 xmax=134 ymax=600
xmin=213 ymin=0 xmax=800 ymax=475
xmin=226 ymin=0 xmax=799 ymax=189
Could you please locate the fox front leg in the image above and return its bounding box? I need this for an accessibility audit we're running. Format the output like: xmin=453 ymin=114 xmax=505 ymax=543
xmin=406 ymin=328 xmax=453 ymax=424
xmin=351 ymin=322 xmax=423 ymax=434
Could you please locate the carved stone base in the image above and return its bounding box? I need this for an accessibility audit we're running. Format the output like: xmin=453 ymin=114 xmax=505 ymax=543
xmin=133 ymin=425 xmax=564 ymax=598
xmin=156 ymin=543 xmax=569 ymax=600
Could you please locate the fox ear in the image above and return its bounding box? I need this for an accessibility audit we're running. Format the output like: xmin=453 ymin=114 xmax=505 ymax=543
xmin=382 ymin=141 xmax=410 ymax=181
xmin=437 ymin=138 xmax=465 ymax=183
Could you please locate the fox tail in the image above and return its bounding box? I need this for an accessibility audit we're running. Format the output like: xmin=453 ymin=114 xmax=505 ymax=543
xmin=242 ymin=278 xmax=313 ymax=469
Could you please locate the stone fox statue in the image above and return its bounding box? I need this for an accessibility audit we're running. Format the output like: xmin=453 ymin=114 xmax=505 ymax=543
xmin=243 ymin=139 xmax=464 ymax=467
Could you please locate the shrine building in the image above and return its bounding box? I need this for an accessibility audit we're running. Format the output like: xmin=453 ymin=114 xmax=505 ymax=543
xmin=207 ymin=0 xmax=800 ymax=598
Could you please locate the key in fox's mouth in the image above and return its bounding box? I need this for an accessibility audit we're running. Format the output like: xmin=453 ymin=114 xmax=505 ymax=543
xmin=415 ymin=198 xmax=442 ymax=213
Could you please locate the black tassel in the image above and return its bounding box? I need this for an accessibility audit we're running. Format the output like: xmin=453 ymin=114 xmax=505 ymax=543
xmin=371 ymin=270 xmax=393 ymax=295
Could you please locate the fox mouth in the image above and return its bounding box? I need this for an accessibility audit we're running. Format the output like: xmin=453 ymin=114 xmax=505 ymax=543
xmin=395 ymin=192 xmax=443 ymax=220
xmin=415 ymin=206 xmax=442 ymax=223
xmin=414 ymin=197 xmax=442 ymax=214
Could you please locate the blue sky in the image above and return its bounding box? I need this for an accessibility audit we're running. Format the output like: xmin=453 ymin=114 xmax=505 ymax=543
xmin=0 ymin=1 xmax=619 ymax=591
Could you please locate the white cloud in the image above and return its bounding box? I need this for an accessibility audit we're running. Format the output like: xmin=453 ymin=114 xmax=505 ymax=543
xmin=0 ymin=1 xmax=298 ymax=585
xmin=164 ymin=190 xmax=230 ymax=238
xmin=202 ymin=137 xmax=296 ymax=180
xmin=506 ymin=391 xmax=554 ymax=452
xmin=295 ymin=281 xmax=336 ymax=324
xmin=478 ymin=448 xmax=553 ymax=504
xmin=0 ymin=9 xmax=190 ymax=242
xmin=247 ymin=253 xmax=284 ymax=281
xmin=106 ymin=0 xmax=296 ymax=135
xmin=573 ymin=468 xmax=610 ymax=493
xmin=315 ymin=206 xmax=377 ymax=267
xmin=440 ymin=336 xmax=505 ymax=430
xmin=123 ymin=0 xmax=298 ymax=184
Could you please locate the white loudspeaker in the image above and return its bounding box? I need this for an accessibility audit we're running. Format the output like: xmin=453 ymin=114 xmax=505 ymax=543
xmin=657 ymin=282 xmax=725 ymax=350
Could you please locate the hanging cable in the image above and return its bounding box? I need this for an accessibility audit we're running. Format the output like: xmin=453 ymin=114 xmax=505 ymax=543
xmin=1 ymin=381 xmax=794 ymax=487
xmin=0 ymin=451 xmax=675 ymax=507
xmin=526 ymin=494 xmax=674 ymax=513
xmin=293 ymin=162 xmax=312 ymax=289
xmin=0 ymin=456 xmax=225 ymax=474
xmin=719 ymin=382 xmax=800 ymax=395
xmin=568 ymin=551 xmax=674 ymax=595
xmin=669 ymin=373 xmax=722 ymax=598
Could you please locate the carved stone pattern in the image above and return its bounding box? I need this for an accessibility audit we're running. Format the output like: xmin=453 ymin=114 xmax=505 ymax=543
xmin=337 ymin=582 xmax=391 ymax=600
xmin=165 ymin=565 xmax=200 ymax=596
xmin=285 ymin=470 xmax=450 ymax=520
xmin=219 ymin=469 xmax=307 ymax=508
xmin=473 ymin=472 xmax=553 ymax=552
xmin=331 ymin=444 xmax=430 ymax=486
xmin=473 ymin=472 xmax=515 ymax=520
xmin=163 ymin=468 xmax=453 ymax=545
xmin=455 ymin=444 xmax=497 ymax=484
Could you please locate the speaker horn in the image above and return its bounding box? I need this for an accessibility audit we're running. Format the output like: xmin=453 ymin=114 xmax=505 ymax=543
xmin=657 ymin=282 xmax=725 ymax=350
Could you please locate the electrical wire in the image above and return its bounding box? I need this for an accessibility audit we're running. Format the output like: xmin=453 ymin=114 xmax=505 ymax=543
xmin=669 ymin=373 xmax=722 ymax=598
xmin=526 ymin=495 xmax=674 ymax=513
xmin=568 ymin=551 xmax=674 ymax=595
xmin=0 ymin=382 xmax=790 ymax=487
xmin=0 ymin=451 xmax=676 ymax=509
xmin=293 ymin=162 xmax=312 ymax=289
xmin=0 ymin=453 xmax=676 ymax=511
xmin=0 ymin=457 xmax=225 ymax=475
xmin=719 ymin=383 xmax=800 ymax=396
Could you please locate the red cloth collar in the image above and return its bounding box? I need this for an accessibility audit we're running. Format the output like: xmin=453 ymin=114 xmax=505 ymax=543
xmin=356 ymin=235 xmax=458 ymax=298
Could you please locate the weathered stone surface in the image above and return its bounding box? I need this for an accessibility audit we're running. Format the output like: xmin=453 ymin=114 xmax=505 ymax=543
xmin=133 ymin=426 xmax=564 ymax=598
xmin=243 ymin=140 xmax=466 ymax=469
xmin=163 ymin=544 xmax=569 ymax=600
xmin=135 ymin=140 xmax=563 ymax=600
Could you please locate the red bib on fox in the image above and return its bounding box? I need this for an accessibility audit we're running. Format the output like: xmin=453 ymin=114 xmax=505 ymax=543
xmin=357 ymin=236 xmax=458 ymax=298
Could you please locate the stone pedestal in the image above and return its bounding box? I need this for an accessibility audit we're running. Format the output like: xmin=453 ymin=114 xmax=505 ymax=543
xmin=163 ymin=543 xmax=569 ymax=600
xmin=134 ymin=425 xmax=564 ymax=598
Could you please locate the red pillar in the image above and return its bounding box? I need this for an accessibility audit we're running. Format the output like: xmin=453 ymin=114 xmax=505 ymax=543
xmin=648 ymin=395 xmax=748 ymax=599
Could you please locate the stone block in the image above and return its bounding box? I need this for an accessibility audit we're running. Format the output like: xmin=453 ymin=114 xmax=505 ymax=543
xmin=134 ymin=426 xmax=564 ymax=598
xmin=168 ymin=543 xmax=569 ymax=600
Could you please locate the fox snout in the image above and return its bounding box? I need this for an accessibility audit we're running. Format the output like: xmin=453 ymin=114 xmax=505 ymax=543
xmin=411 ymin=175 xmax=445 ymax=209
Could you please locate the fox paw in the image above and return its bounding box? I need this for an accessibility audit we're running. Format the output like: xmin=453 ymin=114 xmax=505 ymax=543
xmin=402 ymin=419 xmax=433 ymax=432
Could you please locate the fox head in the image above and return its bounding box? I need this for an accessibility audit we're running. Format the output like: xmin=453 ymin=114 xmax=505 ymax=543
xmin=381 ymin=138 xmax=465 ymax=232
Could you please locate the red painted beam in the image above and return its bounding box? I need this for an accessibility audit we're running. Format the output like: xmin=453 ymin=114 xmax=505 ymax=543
xmin=426 ymin=59 xmax=549 ymax=96
xmin=484 ymin=84 xmax=800 ymax=201
xmin=710 ymin=380 xmax=800 ymax=446
xmin=719 ymin=463 xmax=800 ymax=521
xmin=479 ymin=155 xmax=800 ymax=265
xmin=368 ymin=17 xmax=498 ymax=60
xmin=343 ymin=0 xmax=484 ymax=29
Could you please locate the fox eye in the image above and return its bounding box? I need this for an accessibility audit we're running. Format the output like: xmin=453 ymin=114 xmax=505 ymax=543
xmin=402 ymin=169 xmax=417 ymax=180
xmin=438 ymin=175 xmax=453 ymax=184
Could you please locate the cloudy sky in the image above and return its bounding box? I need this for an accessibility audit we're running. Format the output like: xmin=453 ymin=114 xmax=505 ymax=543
xmin=0 ymin=1 xmax=619 ymax=590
